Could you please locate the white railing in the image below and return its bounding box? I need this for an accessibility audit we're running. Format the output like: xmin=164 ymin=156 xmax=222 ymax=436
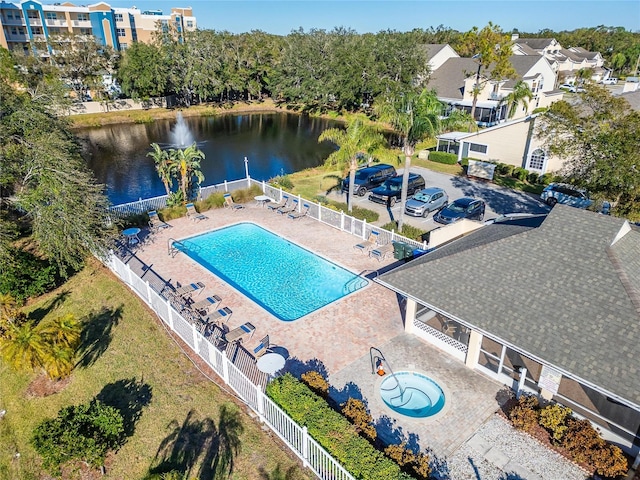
xmin=105 ymin=251 xmax=355 ymax=480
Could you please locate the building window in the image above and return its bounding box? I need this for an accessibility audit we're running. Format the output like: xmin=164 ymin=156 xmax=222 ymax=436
xmin=80 ymin=28 xmax=91 ymax=35
xmin=45 ymin=12 xmax=57 ymax=20
xmin=114 ymin=13 xmax=123 ymax=22
xmin=7 ymin=11 xmax=13 ymax=19
xmin=186 ymin=20 xmax=193 ymax=27
xmin=528 ymin=148 xmax=546 ymax=170
xmin=116 ymin=28 xmax=126 ymax=37
xmin=77 ymin=13 xmax=89 ymax=21
xmin=469 ymin=143 xmax=488 ymax=155
xmin=27 ymin=11 xmax=39 ymax=19
xmin=11 ymin=27 xmax=18 ymax=35
xmin=120 ymin=43 xmax=128 ymax=50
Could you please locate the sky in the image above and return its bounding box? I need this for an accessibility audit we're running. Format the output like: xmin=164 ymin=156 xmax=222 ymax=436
xmin=107 ymin=0 xmax=640 ymax=34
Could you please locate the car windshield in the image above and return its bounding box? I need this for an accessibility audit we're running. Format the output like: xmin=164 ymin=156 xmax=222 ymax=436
xmin=354 ymin=172 xmax=369 ymax=181
xmin=447 ymin=202 xmax=467 ymax=213
xmin=413 ymin=193 xmax=431 ymax=203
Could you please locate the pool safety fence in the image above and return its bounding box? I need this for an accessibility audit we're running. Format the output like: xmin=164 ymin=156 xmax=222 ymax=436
xmin=105 ymin=247 xmax=355 ymax=480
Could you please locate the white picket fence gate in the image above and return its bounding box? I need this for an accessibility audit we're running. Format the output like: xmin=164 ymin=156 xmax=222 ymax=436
xmin=105 ymin=251 xmax=354 ymax=480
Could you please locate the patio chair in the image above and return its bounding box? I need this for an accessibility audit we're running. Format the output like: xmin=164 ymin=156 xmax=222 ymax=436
xmin=148 ymin=210 xmax=171 ymax=232
xmin=190 ymin=295 xmax=222 ymax=313
xmin=288 ymin=203 xmax=309 ymax=220
xmin=252 ymin=335 xmax=271 ymax=358
xmin=267 ymin=195 xmax=289 ymax=212
xmin=369 ymin=243 xmax=394 ymax=262
xmin=186 ymin=202 xmax=208 ymax=221
xmin=174 ymin=281 xmax=205 ymax=298
xmin=277 ymin=198 xmax=298 ymax=215
xmin=223 ymin=322 xmax=255 ymax=344
xmin=201 ymin=306 xmax=233 ymax=325
xmin=354 ymin=231 xmax=380 ymax=253
xmin=224 ymin=193 xmax=244 ymax=210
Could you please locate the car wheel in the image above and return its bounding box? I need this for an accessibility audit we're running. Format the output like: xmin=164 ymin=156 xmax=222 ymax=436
xmin=546 ymin=197 xmax=558 ymax=207
xmin=389 ymin=198 xmax=396 ymax=207
xmin=357 ymin=187 xmax=367 ymax=196
xmin=422 ymin=209 xmax=430 ymax=218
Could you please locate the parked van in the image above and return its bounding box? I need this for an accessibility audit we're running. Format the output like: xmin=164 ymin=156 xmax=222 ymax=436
xmin=599 ymin=78 xmax=618 ymax=85
xmin=540 ymin=183 xmax=593 ymax=209
xmin=368 ymin=173 xmax=426 ymax=206
xmin=342 ymin=163 xmax=397 ymax=196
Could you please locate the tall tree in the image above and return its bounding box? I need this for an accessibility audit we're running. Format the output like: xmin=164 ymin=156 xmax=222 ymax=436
xmin=375 ymin=89 xmax=445 ymax=230
xmin=456 ymin=23 xmax=517 ymax=123
xmin=501 ymin=80 xmax=534 ymax=119
xmin=318 ymin=115 xmax=386 ymax=212
xmin=147 ymin=143 xmax=175 ymax=196
xmin=117 ymin=42 xmax=170 ymax=100
xmin=169 ymin=144 xmax=205 ymax=202
xmin=537 ymin=84 xmax=640 ymax=218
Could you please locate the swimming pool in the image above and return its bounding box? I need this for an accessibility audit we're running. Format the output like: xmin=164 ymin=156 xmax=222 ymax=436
xmin=175 ymin=223 xmax=368 ymax=321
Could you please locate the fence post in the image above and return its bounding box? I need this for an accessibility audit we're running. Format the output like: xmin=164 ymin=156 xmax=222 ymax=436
xmin=340 ymin=211 xmax=345 ymax=231
xmin=318 ymin=203 xmax=322 ymax=222
xmin=362 ymin=219 xmax=367 ymax=239
xmin=297 ymin=194 xmax=302 ymax=212
xmin=279 ymin=187 xmax=283 ymax=202
xmin=125 ymin=262 xmax=134 ymax=286
xmin=391 ymin=229 xmax=396 ymax=241
xmin=302 ymin=426 xmax=309 ymax=468
xmin=166 ymin=299 xmax=174 ymax=330
xmin=256 ymin=385 xmax=265 ymax=420
xmin=192 ymin=324 xmax=200 ymax=355
xmin=222 ymin=350 xmax=230 ymax=384
xmin=261 ymin=180 xmax=266 ymax=193
xmin=244 ymin=157 xmax=251 ymax=187
xmin=146 ymin=281 xmax=153 ymax=306
xmin=223 ymin=180 xmax=228 ymax=192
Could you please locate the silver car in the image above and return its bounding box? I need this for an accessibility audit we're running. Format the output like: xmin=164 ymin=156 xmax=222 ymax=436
xmin=405 ymin=187 xmax=448 ymax=217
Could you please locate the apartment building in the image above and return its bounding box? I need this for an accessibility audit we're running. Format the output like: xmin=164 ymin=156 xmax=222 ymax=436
xmin=0 ymin=0 xmax=196 ymax=53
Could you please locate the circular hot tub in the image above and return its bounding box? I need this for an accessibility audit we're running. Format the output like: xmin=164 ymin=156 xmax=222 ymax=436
xmin=380 ymin=371 xmax=446 ymax=418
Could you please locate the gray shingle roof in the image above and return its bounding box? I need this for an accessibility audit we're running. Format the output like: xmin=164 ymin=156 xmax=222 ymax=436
xmin=378 ymin=205 xmax=640 ymax=408
xmin=514 ymin=38 xmax=556 ymax=50
xmin=424 ymin=44 xmax=449 ymax=59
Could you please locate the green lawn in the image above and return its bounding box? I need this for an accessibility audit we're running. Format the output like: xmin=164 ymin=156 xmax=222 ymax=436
xmin=0 ymin=259 xmax=313 ymax=480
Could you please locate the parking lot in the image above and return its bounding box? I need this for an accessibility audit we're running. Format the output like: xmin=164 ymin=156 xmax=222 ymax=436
xmin=328 ymin=166 xmax=550 ymax=231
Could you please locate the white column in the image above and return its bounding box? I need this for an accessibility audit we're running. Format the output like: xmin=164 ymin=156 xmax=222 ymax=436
xmin=516 ymin=367 xmax=528 ymax=399
xmin=192 ymin=324 xmax=199 ymax=355
xmin=256 ymin=385 xmax=265 ymax=419
xmin=302 ymin=426 xmax=309 ymax=468
xmin=166 ymin=299 xmax=174 ymax=330
xmin=222 ymin=350 xmax=229 ymax=384
xmin=340 ymin=211 xmax=344 ymax=231
xmin=362 ymin=219 xmax=367 ymax=238
xmin=465 ymin=330 xmax=483 ymax=368
xmin=404 ymin=298 xmax=417 ymax=333
xmin=126 ymin=262 xmax=133 ymax=286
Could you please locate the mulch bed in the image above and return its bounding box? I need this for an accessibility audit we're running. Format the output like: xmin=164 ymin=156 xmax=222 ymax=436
xmin=26 ymin=374 xmax=71 ymax=398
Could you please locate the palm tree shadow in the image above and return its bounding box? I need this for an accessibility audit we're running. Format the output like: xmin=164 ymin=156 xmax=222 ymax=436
xmin=76 ymin=305 xmax=123 ymax=368
xmin=27 ymin=290 xmax=71 ymax=324
xmin=95 ymin=377 xmax=152 ymax=439
xmin=148 ymin=405 xmax=244 ymax=479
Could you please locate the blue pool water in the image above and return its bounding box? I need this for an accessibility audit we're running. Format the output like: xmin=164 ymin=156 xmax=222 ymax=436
xmin=175 ymin=223 xmax=368 ymax=321
xmin=380 ymin=372 xmax=446 ymax=418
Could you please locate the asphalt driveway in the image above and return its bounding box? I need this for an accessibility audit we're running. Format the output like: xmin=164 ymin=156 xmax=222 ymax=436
xmin=329 ymin=167 xmax=550 ymax=231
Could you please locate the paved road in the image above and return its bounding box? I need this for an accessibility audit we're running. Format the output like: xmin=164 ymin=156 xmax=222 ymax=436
xmin=329 ymin=166 xmax=550 ymax=231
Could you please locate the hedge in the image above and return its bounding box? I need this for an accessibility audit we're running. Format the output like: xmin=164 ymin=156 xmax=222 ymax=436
xmin=428 ymin=151 xmax=458 ymax=165
xmin=267 ymin=374 xmax=404 ymax=480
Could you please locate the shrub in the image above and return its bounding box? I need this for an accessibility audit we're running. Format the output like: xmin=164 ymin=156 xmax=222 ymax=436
xmin=0 ymin=248 xmax=61 ymax=302
xmin=267 ymin=374 xmax=402 ymax=479
xmin=200 ymin=192 xmax=226 ymax=210
xmin=31 ymin=400 xmax=125 ymax=475
xmin=428 ymin=151 xmax=458 ymax=165
xmin=527 ymin=172 xmax=540 ymax=184
xmin=539 ymin=173 xmax=555 ymax=186
xmin=512 ymin=167 xmax=529 ymax=181
xmin=560 ymin=418 xmax=604 ymax=464
xmin=301 ymin=370 xmax=329 ymax=398
xmin=229 ymin=184 xmax=263 ymax=203
xmin=341 ymin=398 xmax=376 ymax=441
xmin=385 ymin=443 xmax=431 ymax=480
xmin=539 ymin=403 xmax=572 ymax=443
xmin=508 ymin=394 xmax=539 ymax=432
xmin=499 ymin=164 xmax=515 ymax=176
xmin=328 ymin=201 xmax=379 ymax=223
xmin=271 ymin=175 xmax=294 ymax=190
xmin=590 ymin=443 xmax=628 ymax=478
xmin=380 ymin=222 xmax=426 ymax=242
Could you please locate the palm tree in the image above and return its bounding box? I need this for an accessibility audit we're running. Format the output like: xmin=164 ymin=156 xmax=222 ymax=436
xmin=375 ymin=89 xmax=444 ymax=230
xmin=39 ymin=313 xmax=81 ymax=349
xmin=169 ymin=143 xmax=205 ymax=202
xmin=318 ymin=114 xmax=386 ymax=212
xmin=500 ymin=80 xmax=534 ymax=119
xmin=147 ymin=143 xmax=175 ymax=196
xmin=0 ymin=321 xmax=48 ymax=372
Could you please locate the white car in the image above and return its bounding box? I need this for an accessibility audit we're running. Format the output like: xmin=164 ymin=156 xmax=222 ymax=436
xmin=559 ymin=84 xmax=585 ymax=93
xmin=599 ymin=78 xmax=618 ymax=85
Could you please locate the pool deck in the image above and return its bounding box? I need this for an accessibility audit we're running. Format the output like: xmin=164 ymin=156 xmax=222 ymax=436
xmin=127 ymin=203 xmax=588 ymax=478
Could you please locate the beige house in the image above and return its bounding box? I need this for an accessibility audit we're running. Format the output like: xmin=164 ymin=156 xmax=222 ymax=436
xmin=0 ymin=0 xmax=196 ymax=53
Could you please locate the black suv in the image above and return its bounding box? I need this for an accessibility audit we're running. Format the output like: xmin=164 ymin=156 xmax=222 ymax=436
xmin=368 ymin=173 xmax=426 ymax=206
xmin=342 ymin=164 xmax=397 ymax=196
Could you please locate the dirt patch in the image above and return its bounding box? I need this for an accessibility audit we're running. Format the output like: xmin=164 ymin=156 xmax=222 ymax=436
xmin=25 ymin=374 xmax=71 ymax=398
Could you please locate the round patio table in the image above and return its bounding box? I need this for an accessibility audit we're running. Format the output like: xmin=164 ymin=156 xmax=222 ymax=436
xmin=122 ymin=227 xmax=141 ymax=246
xmin=256 ymin=352 xmax=286 ymax=375
xmin=254 ymin=195 xmax=273 ymax=207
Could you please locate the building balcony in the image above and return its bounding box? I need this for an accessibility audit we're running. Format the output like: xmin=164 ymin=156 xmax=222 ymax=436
xmin=72 ymin=19 xmax=92 ymax=27
xmin=488 ymin=93 xmax=504 ymax=101
xmin=1 ymin=17 xmax=26 ymax=26
xmin=27 ymin=17 xmax=42 ymax=26
xmin=45 ymin=18 xmax=69 ymax=27
xmin=5 ymin=33 xmax=28 ymax=41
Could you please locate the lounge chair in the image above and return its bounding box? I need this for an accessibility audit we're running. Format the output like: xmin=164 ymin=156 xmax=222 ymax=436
xmin=224 ymin=193 xmax=244 ymax=210
xmin=174 ymin=281 xmax=205 ymax=298
xmin=186 ymin=203 xmax=208 ymax=221
xmin=369 ymin=243 xmax=394 ymax=261
xmin=277 ymin=198 xmax=298 ymax=215
xmin=190 ymin=295 xmax=222 ymax=313
xmin=288 ymin=203 xmax=309 ymax=220
xmin=354 ymin=231 xmax=380 ymax=253
xmin=148 ymin=210 xmax=171 ymax=232
xmin=252 ymin=335 xmax=270 ymax=358
xmin=267 ymin=195 xmax=289 ymax=212
xmin=224 ymin=322 xmax=255 ymax=343
xmin=201 ymin=306 xmax=233 ymax=325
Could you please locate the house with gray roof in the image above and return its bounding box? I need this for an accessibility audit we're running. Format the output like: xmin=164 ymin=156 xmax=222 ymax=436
xmin=377 ymin=205 xmax=640 ymax=460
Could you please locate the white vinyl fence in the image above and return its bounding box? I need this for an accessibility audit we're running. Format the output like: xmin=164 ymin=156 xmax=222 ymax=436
xmin=105 ymin=249 xmax=354 ymax=480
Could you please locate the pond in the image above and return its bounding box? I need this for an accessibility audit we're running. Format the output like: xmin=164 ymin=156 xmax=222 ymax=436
xmin=77 ymin=112 xmax=341 ymax=205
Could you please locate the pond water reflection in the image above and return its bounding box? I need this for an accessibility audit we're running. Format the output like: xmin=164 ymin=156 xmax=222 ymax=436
xmin=77 ymin=112 xmax=340 ymax=205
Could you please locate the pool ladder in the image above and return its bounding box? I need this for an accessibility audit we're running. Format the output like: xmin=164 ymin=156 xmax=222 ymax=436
xmin=370 ymin=347 xmax=404 ymax=398
xmin=167 ymin=238 xmax=188 ymax=257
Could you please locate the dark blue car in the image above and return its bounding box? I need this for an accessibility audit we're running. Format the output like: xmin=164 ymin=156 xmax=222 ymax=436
xmin=434 ymin=197 xmax=485 ymax=224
